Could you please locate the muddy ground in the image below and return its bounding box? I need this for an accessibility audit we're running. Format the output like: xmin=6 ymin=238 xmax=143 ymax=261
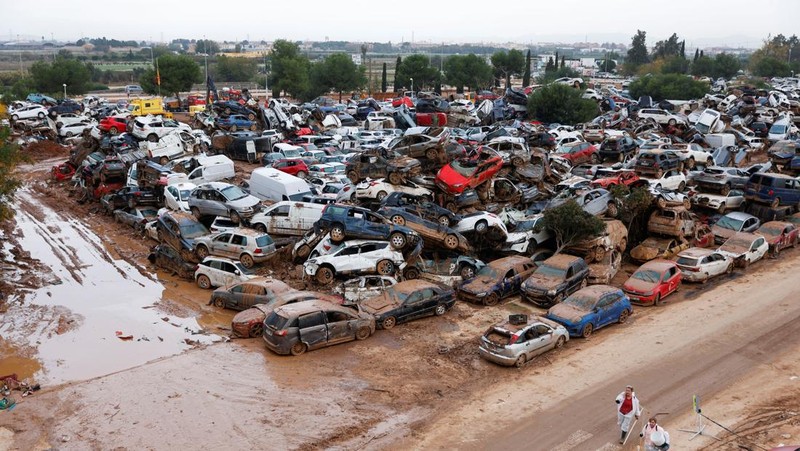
xmin=0 ymin=145 xmax=799 ymax=450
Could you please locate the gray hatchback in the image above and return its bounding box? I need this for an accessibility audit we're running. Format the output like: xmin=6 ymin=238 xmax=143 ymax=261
xmin=478 ymin=315 xmax=569 ymax=367
xmin=263 ymin=300 xmax=375 ymax=355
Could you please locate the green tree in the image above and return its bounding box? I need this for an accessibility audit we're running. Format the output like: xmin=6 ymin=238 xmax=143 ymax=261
xmin=626 ymin=30 xmax=650 ymax=70
xmin=690 ymin=55 xmax=715 ymax=76
xmin=629 ymin=73 xmax=709 ymax=100
xmin=541 ymin=200 xmax=607 ymax=255
xmin=538 ymin=66 xmax=582 ymax=85
xmin=29 ymin=57 xmax=91 ymax=96
xmin=652 ymin=33 xmax=683 ymax=60
xmin=660 ymin=55 xmax=689 ymax=74
xmin=311 ymin=53 xmax=366 ymax=102
xmin=522 ymin=50 xmax=531 ymax=87
xmin=527 ymin=83 xmax=598 ymax=125
xmin=196 ymin=39 xmax=220 ymax=55
xmin=491 ymin=49 xmax=525 ymax=88
xmin=596 ymin=57 xmax=617 ymax=73
xmin=443 ymin=54 xmax=493 ymax=93
xmin=381 ymin=62 xmax=387 ymax=93
xmin=394 ymin=54 xmax=439 ymax=91
xmin=214 ymin=55 xmax=258 ymax=82
xmin=608 ymin=185 xmax=654 ymax=244
xmin=0 ymin=126 xmax=28 ymax=220
xmin=393 ymin=56 xmax=402 ymax=92
xmin=269 ymin=39 xmax=310 ymax=99
xmin=713 ymin=53 xmax=740 ymax=79
xmin=751 ymin=56 xmax=791 ymax=77
xmin=748 ymin=34 xmax=798 ymax=77
xmin=139 ymin=54 xmax=202 ymax=98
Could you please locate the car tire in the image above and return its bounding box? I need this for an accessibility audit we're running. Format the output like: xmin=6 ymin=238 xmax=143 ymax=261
xmin=720 ymin=184 xmax=731 ymax=196
xmin=668 ymin=119 xmax=677 ymax=126
xmin=678 ymin=181 xmax=686 ymax=192
xmin=656 ymin=196 xmax=667 ymax=210
xmin=254 ymin=223 xmax=267 ymax=233
xmin=445 ymin=202 xmax=458 ymax=213
xmin=330 ymin=224 xmax=346 ymax=243
xmin=355 ymin=326 xmax=371 ymax=340
xmin=347 ymin=170 xmax=360 ymax=183
xmin=128 ymin=197 xmax=137 ymax=209
xmin=249 ymin=124 xmax=257 ymax=131
xmin=391 ymin=214 xmax=405 ymax=225
xmin=213 ymin=297 xmax=225 ymax=308
xmin=38 ymin=112 xmax=45 ymax=118
xmin=593 ymin=246 xmax=606 ymax=263
xmin=247 ymin=113 xmax=256 ymax=121
xmin=229 ymin=125 xmax=238 ymax=132
xmin=590 ymin=153 xmax=599 ymax=164
xmin=618 ymin=309 xmax=630 ymax=324
xmin=460 ymin=264 xmax=476 ymax=280
xmin=290 ymin=342 xmax=307 ymax=356
xmin=376 ymin=190 xmax=388 ymax=201
xmin=240 ymin=254 xmax=255 ymax=268
xmin=514 ymin=354 xmax=527 ymax=368
xmin=249 ymin=323 xmax=264 ymax=338
xmin=296 ymin=171 xmax=307 ymax=179
xmin=65 ymin=132 xmax=74 ymax=138
xmin=511 ymin=156 xmax=525 ymax=167
xmin=771 ymin=197 xmax=781 ymax=209
xmin=388 ymin=172 xmax=402 ymax=185
xmin=555 ymin=336 xmax=566 ymax=348
xmin=389 ymin=232 xmax=407 ymax=249
xmin=687 ymin=157 xmax=695 ymax=170
xmin=404 ymin=267 xmax=420 ymax=280
xmin=618 ymin=238 xmax=627 ymax=253
xmin=381 ymin=316 xmax=396 ymax=330
xmin=147 ymin=134 xmax=158 ymax=143
xmin=434 ymin=304 xmax=447 ymax=316
xmin=655 ymin=169 xmax=663 ymax=178
xmin=316 ymin=266 xmax=334 ymax=285
xmin=437 ymin=215 xmax=450 ymax=228
xmin=426 ymin=149 xmax=439 ymax=161
xmin=606 ymin=202 xmax=618 ymax=218
xmin=653 ymin=292 xmax=662 ymax=306
xmin=376 ymin=259 xmax=394 ymax=275
xmin=483 ymin=292 xmax=499 ymax=306
xmin=581 ymin=323 xmax=594 ymax=338
xmin=230 ymin=210 xmax=242 ymax=224
xmin=443 ymin=234 xmax=459 ymax=250
xmin=475 ymin=219 xmax=488 ymax=234
xmin=11 ymin=115 xmax=19 ymax=121
xmin=196 ymin=275 xmax=211 ymax=289
xmin=196 ymin=245 xmax=209 ymax=259
xmin=160 ymin=157 xmax=169 ymax=165
xmin=109 ymin=127 xmax=119 ymax=135
xmin=726 ymin=262 xmax=734 ymax=274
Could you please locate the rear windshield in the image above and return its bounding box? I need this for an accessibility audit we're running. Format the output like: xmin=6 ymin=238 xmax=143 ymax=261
xmin=716 ymin=216 xmax=743 ymax=231
xmin=256 ymin=235 xmax=274 ymax=247
xmin=265 ymin=312 xmax=290 ymax=330
xmin=676 ymin=256 xmax=699 ymax=267
xmin=534 ymin=264 xmax=567 ymax=279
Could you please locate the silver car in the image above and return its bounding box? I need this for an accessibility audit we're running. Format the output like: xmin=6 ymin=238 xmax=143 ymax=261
xmin=478 ymin=315 xmax=569 ymax=367
xmin=194 ymin=228 xmax=277 ymax=268
xmin=187 ymin=182 xmax=263 ymax=223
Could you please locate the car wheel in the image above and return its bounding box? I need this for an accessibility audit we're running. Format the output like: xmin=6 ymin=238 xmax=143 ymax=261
xmin=229 ymin=125 xmax=238 ymax=132
xmin=437 ymin=215 xmax=450 ymax=228
xmin=127 ymin=197 xmax=137 ymax=209
xmin=316 ymin=266 xmax=334 ymax=285
xmin=213 ymin=298 xmax=225 ymax=308
xmin=618 ymin=238 xmax=627 ymax=253
xmin=330 ymin=224 xmax=346 ymax=243
xmin=590 ymin=153 xmax=599 ymax=164
xmin=240 ymin=254 xmax=255 ymax=268
xmin=376 ymin=259 xmax=395 ymax=275
xmin=434 ymin=304 xmax=447 ymax=316
xmin=295 ymin=244 xmax=311 ymax=261
xmin=404 ymin=266 xmax=420 ymax=280
xmin=11 ymin=114 xmax=18 ymax=121
xmin=249 ymin=323 xmax=264 ymax=338
xmin=159 ymin=156 xmax=169 ymax=165
xmin=347 ymin=170 xmax=359 ymax=183
xmin=389 ymin=232 xmax=407 ymax=249
xmin=296 ymin=171 xmax=307 ymax=179
xmin=475 ymin=219 xmax=488 ymax=234
xmin=483 ymin=292 xmax=499 ymax=306
xmin=581 ymin=323 xmax=594 ymax=338
xmin=459 ymin=264 xmax=476 ymax=280
xmin=426 ymin=149 xmax=439 ymax=161
xmin=391 ymin=214 xmax=405 ymax=225
xmin=381 ymin=316 xmax=396 ymax=330
xmin=771 ymin=197 xmax=781 ymax=209
xmin=678 ymin=181 xmax=686 ymax=192
xmin=726 ymin=262 xmax=734 ymax=274
xmin=668 ymin=118 xmax=677 ymax=126
xmin=191 ymin=207 xmax=202 ymax=220
xmin=355 ymin=326 xmax=371 ymax=340
xmin=514 ymin=354 xmax=527 ymax=368
xmin=720 ymin=184 xmax=731 ymax=196
xmin=224 ymin=107 xmax=232 ymax=115
xmin=376 ymin=190 xmax=388 ymax=201
xmin=593 ymin=246 xmax=606 ymax=263
xmin=38 ymin=112 xmax=45 ymax=118
xmin=511 ymin=156 xmax=525 ymax=167
xmin=65 ymin=132 xmax=74 ymax=138
xmin=687 ymin=157 xmax=695 ymax=170
xmin=249 ymin=124 xmax=257 ymax=131
xmin=606 ymin=202 xmax=618 ymax=218
xmin=229 ymin=211 xmax=242 ymax=224
xmin=196 ymin=245 xmax=210 ymax=259
xmin=683 ymin=198 xmax=691 ymax=209
xmin=147 ymin=134 xmax=158 ymax=143
xmin=655 ymin=168 xmax=663 ymax=178
xmin=290 ymin=342 xmax=307 ymax=356
xmin=618 ymin=152 xmax=625 ymax=163
xmin=653 ymin=292 xmax=662 ymax=306
xmin=555 ymin=336 xmax=566 ymax=348
xmin=254 ymin=223 xmax=267 ymax=233
xmin=196 ymin=275 xmax=211 ymax=289
xmin=109 ymin=127 xmax=119 ymax=135
xmin=388 ymin=172 xmax=402 ymax=185
xmin=656 ymin=196 xmax=667 ymax=210
xmin=247 ymin=113 xmax=256 ymax=121
xmin=445 ymin=202 xmax=458 ymax=213
xmin=443 ymin=234 xmax=459 ymax=250
xmin=618 ymin=309 xmax=630 ymax=324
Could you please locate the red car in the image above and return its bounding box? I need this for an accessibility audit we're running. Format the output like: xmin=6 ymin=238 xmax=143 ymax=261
xmin=273 ymin=159 xmax=310 ymax=178
xmin=756 ymin=221 xmax=799 ymax=253
xmin=98 ymin=116 xmax=128 ymax=135
xmin=553 ymin=142 xmax=600 ymax=165
xmin=475 ymin=90 xmax=500 ymax=102
xmin=415 ymin=112 xmax=448 ymax=127
xmin=435 ymin=152 xmax=504 ymax=195
xmin=391 ymin=97 xmax=414 ymax=108
xmin=590 ymin=170 xmax=648 ymax=189
xmin=622 ymin=259 xmax=682 ymax=306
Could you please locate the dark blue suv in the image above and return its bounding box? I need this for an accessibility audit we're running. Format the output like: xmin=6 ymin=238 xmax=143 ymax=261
xmin=314 ymin=204 xmax=419 ymax=250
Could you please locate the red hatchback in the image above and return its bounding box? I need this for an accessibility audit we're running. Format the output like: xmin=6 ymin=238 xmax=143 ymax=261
xmin=273 ymin=159 xmax=310 ymax=179
xmin=622 ymin=259 xmax=681 ymax=306
xmin=554 ymin=142 xmax=599 ymax=165
xmin=435 ymin=152 xmax=504 ymax=195
xmin=98 ymin=116 xmax=128 ymax=135
xmin=757 ymin=221 xmax=799 ymax=253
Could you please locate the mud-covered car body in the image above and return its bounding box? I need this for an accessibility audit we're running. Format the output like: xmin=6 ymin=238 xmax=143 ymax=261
xmin=630 ymin=237 xmax=690 ymax=262
xmin=380 ymin=191 xmax=461 ymax=227
xmin=565 ymin=219 xmax=627 ymax=264
xmin=435 ymin=152 xmax=504 ymax=195
xmin=694 ymin=166 xmax=752 ymax=194
xmin=360 ymin=279 xmax=456 ymax=329
xmin=345 ymin=149 xmax=421 ymax=185
xmin=634 ymin=151 xmax=682 ymax=177
xmin=155 ymin=211 xmax=210 ymax=262
xmin=690 ymin=189 xmax=745 ymax=213
xmin=716 ymin=232 xmax=769 ymax=267
xmin=675 ymin=247 xmax=734 ymax=283
xmin=209 ymin=277 xmax=295 ymax=311
xmin=520 ymin=254 xmax=590 ymax=307
xmin=456 ymin=255 xmax=537 ymax=306
xmin=622 ymin=259 xmax=681 ymax=306
xmin=147 ymin=244 xmax=196 ymax=279
xmin=314 ymin=204 xmax=419 ymax=250
xmin=546 ymin=285 xmax=633 ymax=338
xmin=231 ymin=291 xmax=343 ymax=338
xmin=478 ymin=315 xmax=569 ymax=367
xmin=303 ymin=239 xmax=408 ymax=284
xmin=648 ymin=207 xmax=698 ymax=238
xmin=379 ymin=206 xmax=472 ymax=253
xmin=756 ymin=221 xmax=799 ymax=252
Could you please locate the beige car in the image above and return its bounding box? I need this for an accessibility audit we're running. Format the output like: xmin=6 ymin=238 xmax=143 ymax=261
xmin=565 ymin=219 xmax=628 ymax=263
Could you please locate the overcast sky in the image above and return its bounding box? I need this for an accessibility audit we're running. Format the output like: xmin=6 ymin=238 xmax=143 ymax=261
xmin=3 ymin=0 xmax=798 ymax=48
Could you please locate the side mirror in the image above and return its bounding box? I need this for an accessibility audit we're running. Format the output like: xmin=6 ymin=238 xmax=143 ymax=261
xmin=234 ymin=270 xmax=241 ymax=275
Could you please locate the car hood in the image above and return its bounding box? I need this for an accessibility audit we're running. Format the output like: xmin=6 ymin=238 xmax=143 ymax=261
xmin=712 ymin=225 xmax=737 ymax=239
xmin=629 ymin=244 xmax=660 ymax=261
xmin=522 ymin=274 xmax=561 ymax=291
xmin=228 ymin=195 xmax=261 ymax=209
xmin=623 ymin=278 xmax=656 ymax=293
xmin=361 ymin=293 xmax=399 ymax=314
xmin=460 ymin=277 xmax=497 ymax=293
xmin=548 ymin=303 xmax=588 ymax=324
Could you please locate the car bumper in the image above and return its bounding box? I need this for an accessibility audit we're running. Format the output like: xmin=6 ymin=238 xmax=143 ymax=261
xmin=456 ymin=290 xmax=486 ymax=304
xmin=681 ymin=271 xmax=708 ymax=282
xmin=304 ymin=263 xmax=319 ymax=276
xmin=262 ymin=331 xmax=291 ymax=355
xmin=520 ymin=288 xmax=555 ymax=307
xmin=477 ymin=345 xmax=517 ymax=366
xmin=623 ymin=290 xmax=656 ymax=306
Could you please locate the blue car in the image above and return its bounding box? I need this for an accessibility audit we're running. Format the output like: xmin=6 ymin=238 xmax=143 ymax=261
xmin=546 ymin=285 xmax=632 ymax=338
xmin=314 ymin=204 xmax=419 ymax=250
xmin=26 ymin=93 xmax=57 ymax=105
xmin=216 ymin=114 xmax=256 ymax=132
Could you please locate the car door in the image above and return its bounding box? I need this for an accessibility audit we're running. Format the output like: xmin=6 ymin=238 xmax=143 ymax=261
xmin=518 ymin=324 xmax=552 ymax=359
xmin=364 ymin=212 xmax=389 ymax=239
xmin=219 ymin=260 xmax=241 ymax=287
xmin=229 ymin=233 xmax=248 ymax=260
xmin=209 ymin=233 xmax=233 ymax=258
xmin=662 ymin=266 xmax=680 ymax=296
xmin=750 ymin=237 xmax=767 ymax=261
xmin=595 ymin=294 xmax=616 ymax=327
xmin=297 ymin=311 xmax=328 ymax=350
xmin=165 ymin=186 xmax=180 ymax=211
xmin=399 ymin=291 xmax=425 ymax=322
xmin=500 ymin=267 xmax=519 ymax=298
xmin=268 ymin=204 xmax=291 ymax=235
xmin=333 ymin=244 xmax=362 ymax=274
xmin=325 ymin=310 xmax=355 ymax=345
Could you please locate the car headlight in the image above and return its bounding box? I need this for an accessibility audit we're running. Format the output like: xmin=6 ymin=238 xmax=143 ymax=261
xmin=476 ymin=292 xmax=487 ymax=297
xmin=547 ymin=289 xmax=557 ymax=296
xmin=453 ymin=183 xmax=464 ymax=188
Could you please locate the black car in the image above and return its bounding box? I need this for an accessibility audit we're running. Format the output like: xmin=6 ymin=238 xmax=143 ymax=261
xmin=634 ymin=151 xmax=683 ymax=177
xmin=155 ymin=211 xmax=210 ymax=263
xmin=359 ymin=280 xmax=456 ymax=329
xmin=380 ymin=191 xmax=461 ymax=227
xmin=599 ymin=136 xmax=638 ymax=162
xmin=48 ymin=100 xmax=84 ymax=117
xmin=212 ymin=101 xmax=256 ymax=120
xmin=415 ymin=98 xmax=450 ymax=114
xmin=102 ymin=186 xmax=160 ymax=211
xmin=750 ymin=122 xmax=769 ymax=138
xmin=527 ymin=132 xmax=556 ymax=149
xmin=337 ymin=111 xmax=357 ymax=126
xmin=520 ymin=254 xmax=590 ymax=307
xmin=147 ymin=244 xmax=196 ymax=279
xmin=314 ymin=204 xmax=419 ymax=249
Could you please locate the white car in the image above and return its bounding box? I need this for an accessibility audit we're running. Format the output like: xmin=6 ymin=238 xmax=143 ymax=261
xmin=308 ymin=163 xmax=345 ymax=177
xmin=355 ymin=178 xmax=432 ymax=202
xmin=194 ymin=256 xmax=255 ymax=289
xmin=335 ymin=275 xmax=399 ymax=304
xmin=303 ymin=239 xmax=406 ymax=285
xmin=716 ymin=232 xmax=769 ymax=268
xmin=643 ymin=170 xmax=686 ymax=191
xmin=656 ymin=143 xmax=714 ymax=169
xmin=637 ymin=108 xmax=686 ymax=126
xmin=502 ymin=214 xmax=553 ymax=255
xmin=582 ymin=89 xmax=603 ymax=101
xmin=10 ymin=104 xmax=48 ymax=121
xmin=552 ymin=77 xmax=583 ymax=87
xmin=164 ymin=182 xmax=197 ymax=212
xmin=690 ymin=189 xmax=745 ymax=213
xmin=131 ymin=115 xmax=191 ymax=142
xmin=58 ymin=121 xmax=96 ymax=138
xmin=454 ymin=211 xmax=508 ymax=241
xmin=675 ymin=248 xmax=734 ymax=283
xmin=55 ymin=112 xmax=91 ymax=128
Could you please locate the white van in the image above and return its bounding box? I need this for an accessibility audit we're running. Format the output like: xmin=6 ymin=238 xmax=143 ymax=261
xmin=249 ymin=201 xmax=325 ymax=236
xmin=247 ymin=167 xmax=313 ymax=202
xmin=273 ymin=143 xmax=303 ymax=159
xmin=183 ymin=155 xmax=235 ymax=185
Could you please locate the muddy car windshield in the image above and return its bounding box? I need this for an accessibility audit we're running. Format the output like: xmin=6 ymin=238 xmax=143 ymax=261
xmin=450 ymin=160 xmax=479 ymax=177
xmin=758 ymin=226 xmax=782 ymax=237
xmin=534 ymin=264 xmax=567 ymax=279
xmin=220 ymin=186 xmax=249 ymax=201
xmin=716 ymin=216 xmax=743 ymax=231
xmin=264 ymin=312 xmax=290 ymax=330
xmin=476 ymin=265 xmax=501 ymax=279
xmin=383 ymin=287 xmax=410 ymax=303
xmin=179 ymin=222 xmax=209 ymax=239
xmin=720 ymin=238 xmax=751 ymax=251
xmin=631 ymin=270 xmax=660 ymax=283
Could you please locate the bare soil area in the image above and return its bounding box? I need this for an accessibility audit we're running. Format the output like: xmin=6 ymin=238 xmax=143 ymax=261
xmin=1 ymin=152 xmax=798 ymax=450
